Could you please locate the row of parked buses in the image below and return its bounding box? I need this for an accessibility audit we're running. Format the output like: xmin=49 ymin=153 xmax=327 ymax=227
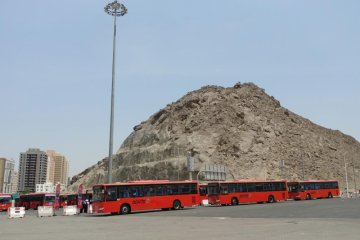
xmin=0 ymin=179 xmax=339 ymax=213
xmin=91 ymin=179 xmax=340 ymax=215
xmin=0 ymin=192 xmax=93 ymax=211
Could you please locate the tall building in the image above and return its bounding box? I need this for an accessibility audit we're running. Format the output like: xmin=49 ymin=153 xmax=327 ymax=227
xmin=0 ymin=158 xmax=5 ymax=192
xmin=46 ymin=150 xmax=56 ymax=184
xmin=18 ymin=148 xmax=48 ymax=193
xmin=0 ymin=158 xmax=15 ymax=193
xmin=53 ymin=153 xmax=69 ymax=186
xmin=11 ymin=171 xmax=18 ymax=193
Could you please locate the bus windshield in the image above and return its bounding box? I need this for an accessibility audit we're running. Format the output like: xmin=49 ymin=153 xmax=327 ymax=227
xmin=93 ymin=186 xmax=105 ymax=202
xmin=0 ymin=197 xmax=11 ymax=204
xmin=44 ymin=195 xmax=56 ymax=202
xmin=199 ymin=185 xmax=208 ymax=196
xmin=288 ymin=183 xmax=302 ymax=192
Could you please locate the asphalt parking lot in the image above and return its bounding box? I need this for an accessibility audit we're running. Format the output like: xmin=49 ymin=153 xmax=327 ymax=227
xmin=0 ymin=198 xmax=359 ymax=240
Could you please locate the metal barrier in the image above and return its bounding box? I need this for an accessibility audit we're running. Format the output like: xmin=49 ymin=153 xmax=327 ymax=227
xmin=37 ymin=206 xmax=54 ymax=217
xmin=88 ymin=204 xmax=93 ymax=214
xmin=63 ymin=205 xmax=78 ymax=216
xmin=8 ymin=207 xmax=25 ymax=219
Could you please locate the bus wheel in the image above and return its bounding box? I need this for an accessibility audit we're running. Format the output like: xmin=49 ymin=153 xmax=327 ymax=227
xmin=306 ymin=194 xmax=312 ymax=200
xmin=120 ymin=204 xmax=131 ymax=215
xmin=172 ymin=200 xmax=181 ymax=210
xmin=231 ymin=197 xmax=239 ymax=206
xmin=268 ymin=195 xmax=275 ymax=203
xmin=328 ymin=192 xmax=333 ymax=198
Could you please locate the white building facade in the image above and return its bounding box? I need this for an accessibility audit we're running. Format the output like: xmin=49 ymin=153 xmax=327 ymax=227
xmin=35 ymin=182 xmax=66 ymax=193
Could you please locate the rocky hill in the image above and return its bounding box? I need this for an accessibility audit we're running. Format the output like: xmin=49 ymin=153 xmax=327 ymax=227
xmin=69 ymin=82 xmax=360 ymax=192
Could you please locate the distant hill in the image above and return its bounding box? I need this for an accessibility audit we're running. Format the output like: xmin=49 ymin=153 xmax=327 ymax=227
xmin=69 ymin=82 xmax=359 ymax=192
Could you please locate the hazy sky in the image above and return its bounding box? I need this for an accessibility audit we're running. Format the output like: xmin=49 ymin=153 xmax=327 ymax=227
xmin=1 ymin=1 xmax=359 ymax=177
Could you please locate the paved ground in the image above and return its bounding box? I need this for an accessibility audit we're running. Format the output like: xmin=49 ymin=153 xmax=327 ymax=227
xmin=0 ymin=198 xmax=359 ymax=240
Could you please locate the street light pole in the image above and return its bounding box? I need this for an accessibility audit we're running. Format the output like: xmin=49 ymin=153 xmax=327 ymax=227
xmin=352 ymin=158 xmax=357 ymax=193
xmin=344 ymin=154 xmax=349 ymax=198
xmin=104 ymin=1 xmax=127 ymax=183
xmin=301 ymin=151 xmax=305 ymax=180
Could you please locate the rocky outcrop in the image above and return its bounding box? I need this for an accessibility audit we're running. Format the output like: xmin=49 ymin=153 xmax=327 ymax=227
xmin=69 ymin=82 xmax=360 ymax=192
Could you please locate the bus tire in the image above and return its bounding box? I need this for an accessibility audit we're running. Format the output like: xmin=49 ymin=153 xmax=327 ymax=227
xmin=120 ymin=204 xmax=131 ymax=215
xmin=172 ymin=200 xmax=181 ymax=210
xmin=231 ymin=197 xmax=239 ymax=206
xmin=268 ymin=195 xmax=275 ymax=203
xmin=328 ymin=192 xmax=333 ymax=198
xmin=306 ymin=194 xmax=312 ymax=200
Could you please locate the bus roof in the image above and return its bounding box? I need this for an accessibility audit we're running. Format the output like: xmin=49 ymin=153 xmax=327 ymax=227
xmin=21 ymin=192 xmax=55 ymax=196
xmin=288 ymin=179 xmax=338 ymax=184
xmin=208 ymin=179 xmax=287 ymax=184
xmin=0 ymin=193 xmax=12 ymax=197
xmin=94 ymin=180 xmax=199 ymax=187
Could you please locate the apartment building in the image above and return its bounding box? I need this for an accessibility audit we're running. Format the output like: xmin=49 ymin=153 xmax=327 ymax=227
xmin=18 ymin=148 xmax=48 ymax=193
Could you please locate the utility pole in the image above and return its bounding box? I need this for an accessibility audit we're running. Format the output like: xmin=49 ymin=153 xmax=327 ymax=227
xmin=301 ymin=151 xmax=305 ymax=180
xmin=187 ymin=152 xmax=194 ymax=181
xmin=279 ymin=160 xmax=285 ymax=179
xmin=344 ymin=154 xmax=349 ymax=198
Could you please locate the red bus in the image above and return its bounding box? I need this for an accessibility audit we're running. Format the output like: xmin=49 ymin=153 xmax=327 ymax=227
xmin=19 ymin=193 xmax=56 ymax=210
xmin=288 ymin=180 xmax=339 ymax=200
xmin=207 ymin=180 xmax=288 ymax=205
xmin=92 ymin=180 xmax=199 ymax=215
xmin=0 ymin=194 xmax=12 ymax=212
xmin=60 ymin=192 xmax=93 ymax=208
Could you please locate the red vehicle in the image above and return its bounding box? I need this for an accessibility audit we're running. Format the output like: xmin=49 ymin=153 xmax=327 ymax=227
xmin=59 ymin=193 xmax=75 ymax=208
xmin=19 ymin=193 xmax=56 ymax=210
xmin=60 ymin=192 xmax=93 ymax=208
xmin=92 ymin=180 xmax=199 ymax=215
xmin=207 ymin=180 xmax=288 ymax=205
xmin=0 ymin=194 xmax=12 ymax=212
xmin=288 ymin=180 xmax=339 ymax=200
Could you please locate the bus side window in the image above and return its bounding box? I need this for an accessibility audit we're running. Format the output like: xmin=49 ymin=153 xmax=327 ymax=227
xmin=247 ymin=183 xmax=256 ymax=192
xmin=238 ymin=184 xmax=246 ymax=192
xmin=179 ymin=184 xmax=190 ymax=194
xmin=131 ymin=187 xmax=137 ymax=197
xmin=156 ymin=185 xmax=164 ymax=196
xmin=118 ymin=187 xmax=130 ymax=198
xmin=169 ymin=184 xmax=179 ymax=195
xmin=189 ymin=184 xmax=197 ymax=194
xmin=106 ymin=186 xmax=117 ymax=201
xmin=229 ymin=183 xmax=237 ymax=193
xmin=165 ymin=185 xmax=173 ymax=195
xmin=143 ymin=185 xmax=155 ymax=196
xmin=129 ymin=186 xmax=142 ymax=197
